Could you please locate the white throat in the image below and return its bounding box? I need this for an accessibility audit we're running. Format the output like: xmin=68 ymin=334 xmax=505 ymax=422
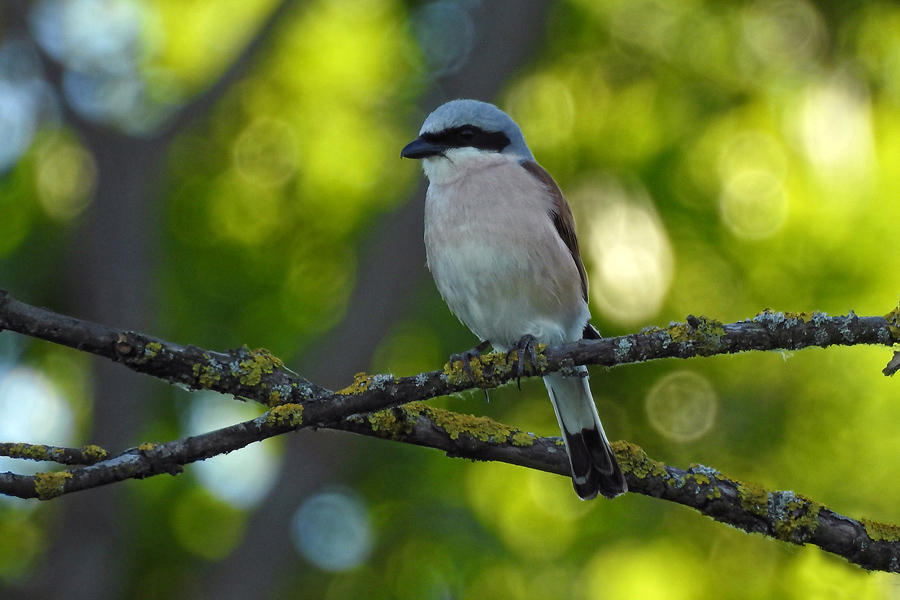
xmin=421 ymin=147 xmax=521 ymax=186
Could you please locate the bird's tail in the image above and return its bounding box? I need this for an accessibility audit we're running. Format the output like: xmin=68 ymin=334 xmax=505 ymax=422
xmin=543 ymin=369 xmax=627 ymax=500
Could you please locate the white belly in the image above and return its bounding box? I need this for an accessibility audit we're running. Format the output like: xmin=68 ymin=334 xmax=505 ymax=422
xmin=423 ymin=158 xmax=588 ymax=348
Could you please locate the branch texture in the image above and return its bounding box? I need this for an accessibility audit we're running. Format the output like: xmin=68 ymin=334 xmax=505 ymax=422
xmin=1 ymin=290 xmax=899 ymax=572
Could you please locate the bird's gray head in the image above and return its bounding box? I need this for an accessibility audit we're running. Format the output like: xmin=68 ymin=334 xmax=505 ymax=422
xmin=400 ymin=99 xmax=534 ymax=162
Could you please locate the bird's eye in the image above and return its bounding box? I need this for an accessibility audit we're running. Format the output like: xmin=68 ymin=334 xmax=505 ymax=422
xmin=457 ymin=128 xmax=476 ymax=143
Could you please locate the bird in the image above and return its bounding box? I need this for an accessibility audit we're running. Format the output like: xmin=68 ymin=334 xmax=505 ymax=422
xmin=400 ymin=99 xmax=627 ymax=500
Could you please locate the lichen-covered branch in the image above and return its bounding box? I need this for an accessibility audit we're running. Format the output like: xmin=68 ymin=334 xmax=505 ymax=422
xmin=1 ymin=290 xmax=900 ymax=572
xmin=2 ymin=290 xmax=897 ymax=413
xmin=4 ymin=400 xmax=897 ymax=573
xmin=0 ymin=404 xmax=305 ymax=500
xmin=337 ymin=404 xmax=900 ymax=573
xmin=0 ymin=442 xmax=109 ymax=465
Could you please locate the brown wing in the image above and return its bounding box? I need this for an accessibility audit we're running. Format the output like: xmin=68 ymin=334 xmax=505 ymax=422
xmin=520 ymin=160 xmax=589 ymax=303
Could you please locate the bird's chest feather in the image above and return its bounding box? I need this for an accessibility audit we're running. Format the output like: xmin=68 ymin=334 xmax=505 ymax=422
xmin=422 ymin=160 xmax=584 ymax=345
xmin=424 ymin=163 xmax=548 ymax=293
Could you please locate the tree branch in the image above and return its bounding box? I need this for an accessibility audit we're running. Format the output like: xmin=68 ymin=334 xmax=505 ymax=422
xmin=3 ymin=290 xmax=897 ymax=409
xmin=0 ymin=442 xmax=109 ymax=466
xmin=1 ymin=290 xmax=899 ymax=571
xmin=338 ymin=404 xmax=900 ymax=574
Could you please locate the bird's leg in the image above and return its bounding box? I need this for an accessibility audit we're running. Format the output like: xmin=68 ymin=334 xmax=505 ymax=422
xmin=450 ymin=340 xmax=491 ymax=401
xmin=506 ymin=334 xmax=539 ymax=390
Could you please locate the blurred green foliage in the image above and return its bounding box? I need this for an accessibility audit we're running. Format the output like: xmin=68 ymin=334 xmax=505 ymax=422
xmin=161 ymin=0 xmax=417 ymax=355
xmin=1 ymin=0 xmax=900 ymax=597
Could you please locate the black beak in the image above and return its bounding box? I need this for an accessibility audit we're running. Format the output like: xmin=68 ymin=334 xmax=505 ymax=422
xmin=400 ymin=137 xmax=446 ymax=159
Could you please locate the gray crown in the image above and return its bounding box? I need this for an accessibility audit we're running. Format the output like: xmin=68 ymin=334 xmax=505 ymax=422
xmin=419 ymin=99 xmax=534 ymax=161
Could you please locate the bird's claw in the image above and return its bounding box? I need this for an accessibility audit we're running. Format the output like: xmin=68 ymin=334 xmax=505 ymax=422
xmin=506 ymin=334 xmax=539 ymax=390
xmin=450 ymin=340 xmax=491 ymax=401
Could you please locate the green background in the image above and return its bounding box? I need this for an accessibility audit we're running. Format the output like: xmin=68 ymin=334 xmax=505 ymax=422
xmin=1 ymin=0 xmax=899 ymax=597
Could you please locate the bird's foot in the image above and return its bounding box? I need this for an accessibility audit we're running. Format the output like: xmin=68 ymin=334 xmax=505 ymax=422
xmin=506 ymin=334 xmax=539 ymax=390
xmin=450 ymin=340 xmax=491 ymax=401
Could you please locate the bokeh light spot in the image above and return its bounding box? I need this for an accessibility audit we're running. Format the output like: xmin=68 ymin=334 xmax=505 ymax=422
xmin=719 ymin=168 xmax=787 ymax=240
xmin=209 ymin=173 xmax=284 ymax=246
xmin=232 ymin=116 xmax=298 ymax=188
xmin=577 ymin=178 xmax=673 ymax=326
xmin=185 ymin=392 xmax=279 ymax=509
xmin=411 ymin=0 xmax=476 ymax=77
xmin=0 ymin=81 xmax=38 ymax=173
xmin=0 ymin=38 xmax=54 ymax=166
xmin=645 ymin=370 xmax=717 ymax=443
xmin=36 ymin=136 xmax=96 ymax=221
xmin=0 ymin=366 xmax=74 ymax=448
xmin=611 ymin=0 xmax=682 ymax=58
xmin=0 ymin=365 xmax=75 ymax=497
xmin=31 ymin=0 xmax=177 ymax=133
xmin=798 ymin=74 xmax=875 ymax=178
xmin=740 ymin=0 xmax=826 ymax=69
xmin=717 ymin=130 xmax=787 ymax=181
xmin=292 ymin=489 xmax=373 ymax=572
xmin=31 ymin=0 xmax=144 ymax=74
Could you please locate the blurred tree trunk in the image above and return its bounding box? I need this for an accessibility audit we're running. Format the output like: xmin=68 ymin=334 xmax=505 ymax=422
xmin=41 ymin=130 xmax=167 ymax=600
xmin=0 ymin=1 xmax=302 ymax=597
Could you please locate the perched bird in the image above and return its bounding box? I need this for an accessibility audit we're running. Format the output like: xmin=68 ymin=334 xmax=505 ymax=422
xmin=400 ymin=99 xmax=627 ymax=500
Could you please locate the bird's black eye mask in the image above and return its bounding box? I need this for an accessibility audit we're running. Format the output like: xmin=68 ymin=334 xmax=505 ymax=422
xmin=422 ymin=126 xmax=511 ymax=153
